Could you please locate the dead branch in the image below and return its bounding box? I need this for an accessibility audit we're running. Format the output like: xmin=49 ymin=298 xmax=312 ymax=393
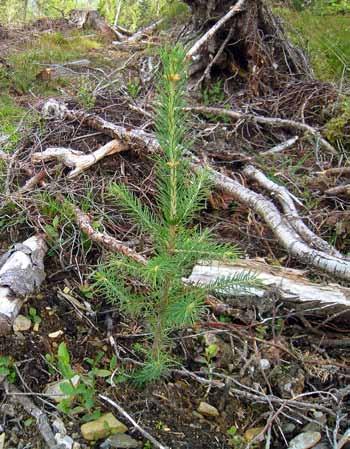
xmin=71 ymin=203 xmax=147 ymax=264
xmin=211 ymin=168 xmax=350 ymax=280
xmin=40 ymin=101 xmax=350 ymax=280
xmin=260 ymin=136 xmax=299 ymax=156
xmin=243 ymin=165 xmax=343 ymax=258
xmin=186 ymin=0 xmax=246 ymax=59
xmin=0 ymin=235 xmax=47 ymax=335
xmin=100 ymin=395 xmax=169 ymax=449
xmin=2 ymin=380 xmax=56 ymax=449
xmin=324 ymin=183 xmax=350 ymax=196
xmin=316 ymin=167 xmax=350 ymax=177
xmin=32 ymin=139 xmax=128 ymax=178
xmin=186 ymin=105 xmax=337 ymax=155
xmin=114 ymin=19 xmax=163 ymax=45
xmin=188 ymin=260 xmax=350 ymax=316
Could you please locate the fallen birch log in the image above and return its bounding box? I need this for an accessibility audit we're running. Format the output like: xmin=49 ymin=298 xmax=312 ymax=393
xmin=31 ymin=139 xmax=128 ymax=178
xmin=0 ymin=236 xmax=47 ymax=335
xmin=40 ymin=101 xmax=350 ymax=280
xmin=188 ymin=260 xmax=350 ymax=316
xmin=242 ymin=164 xmax=343 ymax=258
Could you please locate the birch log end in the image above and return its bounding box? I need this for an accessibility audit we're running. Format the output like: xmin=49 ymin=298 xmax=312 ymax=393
xmin=188 ymin=260 xmax=350 ymax=319
xmin=0 ymin=236 xmax=47 ymax=335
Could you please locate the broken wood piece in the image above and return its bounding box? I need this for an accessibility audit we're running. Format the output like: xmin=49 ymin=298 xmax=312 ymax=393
xmin=243 ymin=165 xmax=343 ymax=258
xmin=186 ymin=0 xmax=246 ymax=59
xmin=113 ymin=19 xmax=163 ymax=46
xmin=316 ymin=166 xmax=350 ymax=177
xmin=188 ymin=260 xmax=350 ymax=316
xmin=0 ymin=236 xmax=47 ymax=335
xmin=187 ymin=106 xmax=337 ymax=155
xmin=260 ymin=136 xmax=299 ymax=155
xmin=31 ymin=140 xmax=128 ymax=178
xmin=324 ymin=183 xmax=350 ymax=197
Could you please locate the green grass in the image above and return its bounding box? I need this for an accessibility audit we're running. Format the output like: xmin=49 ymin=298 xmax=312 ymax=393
xmin=0 ymin=31 xmax=102 ymax=96
xmin=277 ymin=8 xmax=350 ymax=82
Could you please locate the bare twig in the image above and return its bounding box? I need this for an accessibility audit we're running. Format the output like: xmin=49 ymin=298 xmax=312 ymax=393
xmin=71 ymin=203 xmax=147 ymax=264
xmin=186 ymin=105 xmax=337 ymax=155
xmin=260 ymin=136 xmax=299 ymax=155
xmin=99 ymin=395 xmax=170 ymax=449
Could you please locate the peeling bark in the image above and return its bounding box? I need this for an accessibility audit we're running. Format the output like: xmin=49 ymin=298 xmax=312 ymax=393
xmin=188 ymin=260 xmax=350 ymax=317
xmin=0 ymin=236 xmax=47 ymax=335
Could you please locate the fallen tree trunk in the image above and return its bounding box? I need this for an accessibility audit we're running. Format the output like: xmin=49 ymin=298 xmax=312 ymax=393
xmin=0 ymin=236 xmax=47 ymax=335
xmin=40 ymin=100 xmax=350 ymax=281
xmin=188 ymin=260 xmax=350 ymax=317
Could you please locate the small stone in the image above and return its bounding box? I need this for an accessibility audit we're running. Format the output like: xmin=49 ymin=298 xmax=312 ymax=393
xmin=0 ymin=433 xmax=5 ymax=449
xmin=53 ymin=417 xmax=67 ymax=435
xmin=244 ymin=427 xmax=265 ymax=442
xmin=259 ymin=359 xmax=271 ymax=370
xmin=197 ymin=402 xmax=219 ymax=417
xmin=48 ymin=330 xmax=64 ymax=339
xmin=283 ymin=423 xmax=296 ymax=434
xmin=44 ymin=375 xmax=80 ymax=403
xmin=80 ymin=413 xmax=128 ymax=441
xmin=107 ymin=433 xmax=139 ymax=448
xmin=55 ymin=433 xmax=73 ymax=449
xmin=13 ymin=315 xmax=32 ymax=332
xmin=288 ymin=432 xmax=321 ymax=449
xmin=72 ymin=443 xmax=81 ymax=449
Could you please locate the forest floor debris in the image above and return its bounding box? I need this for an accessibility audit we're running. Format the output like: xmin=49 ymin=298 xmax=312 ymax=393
xmin=0 ymin=12 xmax=349 ymax=449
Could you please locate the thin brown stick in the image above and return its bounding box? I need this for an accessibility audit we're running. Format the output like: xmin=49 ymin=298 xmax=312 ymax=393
xmin=72 ymin=203 xmax=147 ymax=264
xmin=99 ymin=395 xmax=170 ymax=449
xmin=316 ymin=167 xmax=350 ymax=177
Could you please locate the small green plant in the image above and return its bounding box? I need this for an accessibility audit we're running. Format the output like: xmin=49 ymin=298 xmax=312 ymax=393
xmin=202 ymin=80 xmax=225 ymax=105
xmin=143 ymin=442 xmax=153 ymax=449
xmin=0 ymin=355 xmax=16 ymax=383
xmin=93 ymin=45 xmax=256 ymax=384
xmin=127 ymin=78 xmax=141 ymax=99
xmin=77 ymin=77 xmax=96 ymax=109
xmin=28 ymin=307 xmax=42 ymax=330
xmin=227 ymin=426 xmax=245 ymax=448
xmin=48 ymin=342 xmax=115 ymax=422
